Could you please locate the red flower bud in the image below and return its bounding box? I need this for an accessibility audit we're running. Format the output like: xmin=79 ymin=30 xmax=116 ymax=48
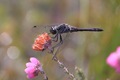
xmin=32 ymin=32 xmax=51 ymax=51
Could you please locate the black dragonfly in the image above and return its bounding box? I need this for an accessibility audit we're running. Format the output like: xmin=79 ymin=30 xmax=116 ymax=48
xmin=33 ymin=23 xmax=103 ymax=59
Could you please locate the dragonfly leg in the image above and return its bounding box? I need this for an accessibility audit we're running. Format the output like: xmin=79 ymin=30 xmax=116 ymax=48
xmin=52 ymin=45 xmax=61 ymax=60
xmin=51 ymin=33 xmax=58 ymax=39
xmin=53 ymin=34 xmax=63 ymax=48
xmin=52 ymin=34 xmax=63 ymax=59
xmin=52 ymin=33 xmax=58 ymax=42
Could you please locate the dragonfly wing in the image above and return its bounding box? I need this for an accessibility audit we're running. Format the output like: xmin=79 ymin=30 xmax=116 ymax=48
xmin=31 ymin=23 xmax=61 ymax=36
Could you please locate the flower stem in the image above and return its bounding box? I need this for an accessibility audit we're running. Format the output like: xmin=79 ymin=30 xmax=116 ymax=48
xmin=40 ymin=71 xmax=48 ymax=80
xmin=53 ymin=57 xmax=77 ymax=80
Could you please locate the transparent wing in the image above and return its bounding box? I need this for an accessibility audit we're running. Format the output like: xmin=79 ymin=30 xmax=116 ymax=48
xmin=30 ymin=23 xmax=71 ymax=57
xmin=31 ymin=24 xmax=52 ymax=36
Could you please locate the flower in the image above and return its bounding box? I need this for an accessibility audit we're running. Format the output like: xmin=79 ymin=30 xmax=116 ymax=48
xmin=106 ymin=46 xmax=120 ymax=72
xmin=24 ymin=57 xmax=43 ymax=79
xmin=32 ymin=32 xmax=52 ymax=51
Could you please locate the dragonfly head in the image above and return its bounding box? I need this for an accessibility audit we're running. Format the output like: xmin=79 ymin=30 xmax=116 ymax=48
xmin=50 ymin=27 xmax=57 ymax=35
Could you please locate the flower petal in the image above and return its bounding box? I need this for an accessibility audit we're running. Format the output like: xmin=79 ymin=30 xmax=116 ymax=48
xmin=27 ymin=74 xmax=35 ymax=79
xmin=32 ymin=32 xmax=52 ymax=51
xmin=32 ymin=44 xmax=44 ymax=51
xmin=30 ymin=57 xmax=40 ymax=64
xmin=44 ymin=33 xmax=51 ymax=41
xmin=35 ymin=37 xmax=46 ymax=44
xmin=116 ymin=46 xmax=120 ymax=54
xmin=106 ymin=52 xmax=119 ymax=68
xmin=26 ymin=62 xmax=36 ymax=67
xmin=24 ymin=67 xmax=35 ymax=74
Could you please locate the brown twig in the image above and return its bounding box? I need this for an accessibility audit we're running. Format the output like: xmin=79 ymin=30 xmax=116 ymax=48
xmin=40 ymin=71 xmax=48 ymax=80
xmin=53 ymin=57 xmax=77 ymax=80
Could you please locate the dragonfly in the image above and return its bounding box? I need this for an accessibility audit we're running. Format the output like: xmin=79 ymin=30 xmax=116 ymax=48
xmin=33 ymin=23 xmax=103 ymax=59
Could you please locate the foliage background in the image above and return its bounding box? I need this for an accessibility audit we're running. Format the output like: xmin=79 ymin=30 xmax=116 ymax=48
xmin=0 ymin=0 xmax=120 ymax=80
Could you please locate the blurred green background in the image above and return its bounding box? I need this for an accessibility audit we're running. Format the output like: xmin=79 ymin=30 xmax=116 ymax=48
xmin=0 ymin=0 xmax=120 ymax=80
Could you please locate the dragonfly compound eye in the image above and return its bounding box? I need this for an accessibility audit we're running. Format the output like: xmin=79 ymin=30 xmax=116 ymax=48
xmin=50 ymin=27 xmax=57 ymax=34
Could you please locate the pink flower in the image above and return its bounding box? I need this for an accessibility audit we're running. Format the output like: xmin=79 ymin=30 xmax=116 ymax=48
xmin=106 ymin=46 xmax=120 ymax=72
xmin=24 ymin=57 xmax=43 ymax=79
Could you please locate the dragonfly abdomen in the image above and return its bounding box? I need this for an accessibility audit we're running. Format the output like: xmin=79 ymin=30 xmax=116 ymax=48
xmin=70 ymin=27 xmax=103 ymax=32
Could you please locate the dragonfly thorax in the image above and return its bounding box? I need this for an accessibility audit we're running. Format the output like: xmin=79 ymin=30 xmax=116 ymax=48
xmin=50 ymin=24 xmax=70 ymax=35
